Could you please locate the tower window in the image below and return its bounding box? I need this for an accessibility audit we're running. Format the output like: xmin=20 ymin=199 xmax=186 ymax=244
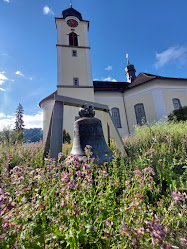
xmin=69 ymin=32 xmax=78 ymax=46
xmin=111 ymin=108 xmax=122 ymax=128
xmin=73 ymin=78 xmax=79 ymax=86
xmin=134 ymin=103 xmax=146 ymax=125
xmin=72 ymin=50 xmax=77 ymax=57
xmin=172 ymin=98 xmax=181 ymax=110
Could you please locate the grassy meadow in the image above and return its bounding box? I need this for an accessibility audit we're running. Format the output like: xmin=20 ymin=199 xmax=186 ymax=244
xmin=0 ymin=121 xmax=187 ymax=248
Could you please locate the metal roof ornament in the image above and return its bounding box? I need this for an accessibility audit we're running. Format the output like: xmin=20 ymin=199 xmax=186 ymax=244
xmin=126 ymin=53 xmax=130 ymax=66
xmin=70 ymin=0 xmax=72 ymax=8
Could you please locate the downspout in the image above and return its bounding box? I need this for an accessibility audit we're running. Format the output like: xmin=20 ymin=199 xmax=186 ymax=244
xmin=122 ymin=92 xmax=130 ymax=135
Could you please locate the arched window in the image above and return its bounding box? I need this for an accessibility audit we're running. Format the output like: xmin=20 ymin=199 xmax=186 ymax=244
xmin=69 ymin=32 xmax=78 ymax=46
xmin=134 ymin=103 xmax=146 ymax=125
xmin=111 ymin=108 xmax=122 ymax=128
xmin=172 ymin=98 xmax=181 ymax=110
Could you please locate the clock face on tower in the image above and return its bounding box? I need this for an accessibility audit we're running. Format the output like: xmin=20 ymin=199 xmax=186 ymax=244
xmin=67 ymin=19 xmax=78 ymax=27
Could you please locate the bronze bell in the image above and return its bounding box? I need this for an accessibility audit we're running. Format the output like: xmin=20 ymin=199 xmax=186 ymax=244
xmin=70 ymin=106 xmax=113 ymax=164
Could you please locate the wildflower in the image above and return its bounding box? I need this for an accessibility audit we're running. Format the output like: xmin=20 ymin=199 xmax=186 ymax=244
xmin=0 ymin=233 xmax=5 ymax=239
xmin=148 ymin=176 xmax=153 ymax=181
xmin=125 ymin=180 xmax=130 ymax=186
xmin=105 ymin=220 xmax=109 ymax=226
xmin=164 ymin=227 xmax=169 ymax=233
xmin=122 ymin=222 xmax=126 ymax=231
xmin=132 ymin=238 xmax=136 ymax=244
xmin=180 ymin=236 xmax=187 ymax=245
xmin=82 ymin=163 xmax=91 ymax=174
xmin=133 ymin=170 xmax=143 ymax=177
xmin=60 ymin=198 xmax=66 ymax=207
xmin=129 ymin=202 xmax=135 ymax=208
xmin=137 ymin=227 xmax=144 ymax=235
xmin=142 ymin=167 xmax=155 ymax=175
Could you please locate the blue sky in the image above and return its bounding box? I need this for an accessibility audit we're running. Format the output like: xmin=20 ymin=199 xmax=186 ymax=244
xmin=1 ymin=0 xmax=187 ymax=130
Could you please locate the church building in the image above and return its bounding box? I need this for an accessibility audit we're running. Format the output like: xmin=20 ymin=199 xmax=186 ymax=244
xmin=39 ymin=6 xmax=187 ymax=142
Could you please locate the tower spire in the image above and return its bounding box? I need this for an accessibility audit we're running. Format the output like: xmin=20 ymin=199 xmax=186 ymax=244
xmin=70 ymin=0 xmax=72 ymax=8
xmin=125 ymin=54 xmax=136 ymax=83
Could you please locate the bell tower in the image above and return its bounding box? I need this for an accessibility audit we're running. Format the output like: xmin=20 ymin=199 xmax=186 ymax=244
xmin=55 ymin=6 xmax=94 ymax=100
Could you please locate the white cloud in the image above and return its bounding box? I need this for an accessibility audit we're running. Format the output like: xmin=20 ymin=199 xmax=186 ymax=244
xmin=0 ymin=112 xmax=43 ymax=131
xmin=43 ymin=5 xmax=54 ymax=16
xmin=103 ymin=77 xmax=117 ymax=82
xmin=15 ymin=71 xmax=24 ymax=77
xmin=0 ymin=72 xmax=8 ymax=85
xmin=0 ymin=113 xmax=6 ymax=118
xmin=154 ymin=46 xmax=187 ymax=69
xmin=0 ymin=88 xmax=6 ymax=91
xmin=93 ymin=76 xmax=117 ymax=82
xmin=0 ymin=115 xmax=15 ymax=131
xmin=23 ymin=112 xmax=43 ymax=129
xmin=3 ymin=0 xmax=10 ymax=3
xmin=105 ymin=66 xmax=112 ymax=71
xmin=15 ymin=71 xmax=33 ymax=80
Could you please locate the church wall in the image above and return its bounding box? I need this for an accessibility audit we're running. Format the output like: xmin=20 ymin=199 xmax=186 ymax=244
xmin=57 ymin=86 xmax=94 ymax=100
xmin=124 ymin=92 xmax=157 ymax=134
xmin=95 ymin=92 xmax=129 ymax=138
xmin=57 ymin=47 xmax=92 ymax=86
xmin=152 ymin=79 xmax=187 ymax=115
xmin=40 ymin=99 xmax=55 ymax=142
xmin=162 ymin=90 xmax=187 ymax=115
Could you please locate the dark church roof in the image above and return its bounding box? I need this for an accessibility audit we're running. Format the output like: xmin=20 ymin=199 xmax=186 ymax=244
xmin=62 ymin=7 xmax=83 ymax=20
xmin=93 ymin=81 xmax=129 ymax=92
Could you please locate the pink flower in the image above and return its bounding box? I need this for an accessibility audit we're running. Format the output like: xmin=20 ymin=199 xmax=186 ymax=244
xmin=95 ymin=215 xmax=98 ymax=222
xmin=164 ymin=227 xmax=169 ymax=233
xmin=0 ymin=233 xmax=5 ymax=239
xmin=180 ymin=236 xmax=187 ymax=245
xmin=125 ymin=180 xmax=130 ymax=186
xmin=105 ymin=220 xmax=109 ymax=226
xmin=60 ymin=198 xmax=66 ymax=207
xmin=129 ymin=202 xmax=135 ymax=208
xmin=122 ymin=222 xmax=126 ymax=231
xmin=137 ymin=227 xmax=144 ymax=235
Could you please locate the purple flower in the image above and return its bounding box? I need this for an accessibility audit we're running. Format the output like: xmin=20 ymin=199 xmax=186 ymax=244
xmin=180 ymin=236 xmax=187 ymax=245
xmin=164 ymin=227 xmax=169 ymax=234
xmin=0 ymin=233 xmax=5 ymax=239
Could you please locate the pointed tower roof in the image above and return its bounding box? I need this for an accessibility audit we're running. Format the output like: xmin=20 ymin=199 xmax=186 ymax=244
xmin=62 ymin=7 xmax=83 ymax=20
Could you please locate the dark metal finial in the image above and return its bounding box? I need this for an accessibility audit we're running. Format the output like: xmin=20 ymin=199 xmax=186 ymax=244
xmin=70 ymin=0 xmax=72 ymax=8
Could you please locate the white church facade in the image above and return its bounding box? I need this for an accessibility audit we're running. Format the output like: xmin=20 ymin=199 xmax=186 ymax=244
xmin=39 ymin=7 xmax=187 ymax=142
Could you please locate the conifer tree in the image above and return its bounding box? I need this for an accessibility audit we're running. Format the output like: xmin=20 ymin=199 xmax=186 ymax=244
xmin=15 ymin=103 xmax=24 ymax=142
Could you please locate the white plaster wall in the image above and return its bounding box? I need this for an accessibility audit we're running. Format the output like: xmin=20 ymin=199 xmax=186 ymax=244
xmin=56 ymin=17 xmax=92 ymax=87
xmin=152 ymin=89 xmax=167 ymax=120
xmin=57 ymin=47 xmax=92 ymax=86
